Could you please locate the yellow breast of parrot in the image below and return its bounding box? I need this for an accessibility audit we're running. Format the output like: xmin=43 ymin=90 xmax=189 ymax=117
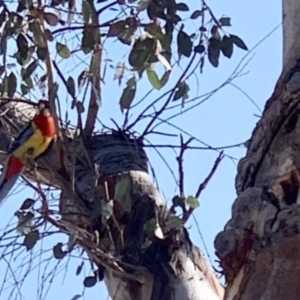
xmin=13 ymin=128 xmax=54 ymax=163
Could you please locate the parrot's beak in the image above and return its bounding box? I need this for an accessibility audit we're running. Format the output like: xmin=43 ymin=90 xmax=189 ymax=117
xmin=42 ymin=108 xmax=51 ymax=117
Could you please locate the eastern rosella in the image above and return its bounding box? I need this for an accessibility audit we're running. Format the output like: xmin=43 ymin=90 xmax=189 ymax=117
xmin=0 ymin=100 xmax=56 ymax=204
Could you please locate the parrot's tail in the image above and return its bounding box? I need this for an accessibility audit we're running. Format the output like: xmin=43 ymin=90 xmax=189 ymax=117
xmin=0 ymin=155 xmax=24 ymax=205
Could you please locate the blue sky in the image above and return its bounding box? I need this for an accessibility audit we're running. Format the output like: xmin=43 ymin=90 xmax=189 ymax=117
xmin=0 ymin=1 xmax=282 ymax=299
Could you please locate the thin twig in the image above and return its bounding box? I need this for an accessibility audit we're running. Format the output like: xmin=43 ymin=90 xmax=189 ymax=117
xmin=84 ymin=0 xmax=102 ymax=137
xmin=143 ymin=142 xmax=245 ymax=150
xmin=183 ymin=151 xmax=224 ymax=223
xmin=177 ymin=135 xmax=194 ymax=197
xmin=141 ymin=52 xmax=198 ymax=137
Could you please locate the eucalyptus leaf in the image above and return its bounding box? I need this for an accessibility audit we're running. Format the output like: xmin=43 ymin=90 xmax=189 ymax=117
xmin=53 ymin=242 xmax=68 ymax=259
xmin=56 ymin=42 xmax=71 ymax=58
xmin=83 ymin=276 xmax=97 ymax=288
xmin=230 ymin=34 xmax=248 ymax=50
xmin=82 ymin=0 xmax=91 ymax=23
xmin=66 ymin=76 xmax=76 ymax=98
xmin=22 ymin=59 xmax=39 ymax=80
xmin=119 ymin=77 xmax=136 ymax=111
xmin=177 ymin=30 xmax=192 ymax=57
xmin=44 ymin=12 xmax=59 ymax=26
xmin=23 ymin=230 xmax=39 ymax=251
xmin=186 ymin=196 xmax=200 ymax=209
xmin=220 ymin=35 xmax=233 ymax=58
xmin=208 ymin=38 xmax=220 ymax=67
xmin=146 ymin=67 xmax=161 ymax=90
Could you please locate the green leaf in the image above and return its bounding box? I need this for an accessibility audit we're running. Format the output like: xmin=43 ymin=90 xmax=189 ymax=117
xmin=6 ymin=72 xmax=17 ymax=98
xmin=172 ymin=195 xmax=185 ymax=208
xmin=102 ymin=200 xmax=114 ymax=220
xmin=70 ymin=295 xmax=82 ymax=300
xmin=83 ymin=276 xmax=97 ymax=288
xmin=143 ymin=218 xmax=156 ymax=234
xmin=66 ymin=76 xmax=76 ymax=98
xmin=76 ymin=262 xmax=84 ymax=276
xmin=15 ymin=50 xmax=31 ymax=66
xmin=118 ymin=27 xmax=137 ymax=46
xmin=20 ymin=198 xmax=35 ymax=210
xmin=44 ymin=12 xmax=59 ymax=26
xmin=16 ymin=33 xmax=28 ymax=59
xmin=75 ymin=101 xmax=85 ymax=113
xmin=166 ymin=216 xmax=183 ymax=231
xmin=23 ymin=230 xmax=39 ymax=251
xmin=177 ymin=30 xmax=192 ymax=58
xmin=230 ymin=34 xmax=248 ymax=50
xmin=77 ymin=70 xmax=88 ymax=93
xmin=81 ymin=26 xmax=97 ymax=54
xmin=24 ymin=76 xmax=33 ymax=89
xmin=146 ymin=67 xmax=161 ymax=90
xmin=176 ymin=3 xmax=189 ymax=11
xmin=168 ymin=14 xmax=181 ymax=24
xmin=144 ymin=23 xmax=164 ymax=41
xmin=44 ymin=29 xmax=54 ymax=41
xmin=194 ymin=44 xmax=205 ymax=54
xmin=107 ymin=20 xmax=127 ymax=37
xmin=220 ymin=35 xmax=233 ymax=58
xmin=114 ymin=178 xmax=129 ymax=200
xmin=128 ymin=37 xmax=156 ymax=70
xmin=37 ymin=47 xmax=48 ymax=61
xmin=53 ymin=242 xmax=68 ymax=259
xmin=160 ymin=70 xmax=170 ymax=88
xmin=21 ymin=83 xmax=29 ymax=96
xmin=186 ymin=196 xmax=200 ymax=209
xmin=119 ymin=77 xmax=136 ymax=111
xmin=211 ymin=25 xmax=221 ymax=40
xmin=173 ymin=81 xmax=189 ymax=102
xmin=208 ymin=38 xmax=220 ymax=67
xmin=114 ymin=177 xmax=132 ymax=212
xmin=22 ymin=59 xmax=39 ymax=80
xmin=0 ymin=36 xmax=7 ymax=56
xmin=82 ymin=0 xmax=91 ymax=23
xmin=31 ymin=20 xmax=46 ymax=48
xmin=190 ymin=10 xmax=203 ymax=19
xmin=219 ymin=17 xmax=231 ymax=26
xmin=56 ymin=42 xmax=71 ymax=58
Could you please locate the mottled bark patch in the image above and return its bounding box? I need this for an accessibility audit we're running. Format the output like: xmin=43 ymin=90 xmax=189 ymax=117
xmin=280 ymin=170 xmax=299 ymax=205
xmin=285 ymin=108 xmax=300 ymax=133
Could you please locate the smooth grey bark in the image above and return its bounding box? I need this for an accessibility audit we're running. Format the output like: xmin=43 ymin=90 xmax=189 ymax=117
xmin=215 ymin=1 xmax=300 ymax=299
xmin=60 ymin=133 xmax=225 ymax=300
xmin=282 ymin=0 xmax=300 ymax=70
xmin=0 ymin=101 xmax=224 ymax=300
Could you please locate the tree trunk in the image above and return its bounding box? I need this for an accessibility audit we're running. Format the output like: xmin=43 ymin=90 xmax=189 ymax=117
xmin=215 ymin=1 xmax=300 ymax=299
xmin=0 ymin=102 xmax=224 ymax=299
xmin=59 ymin=132 xmax=225 ymax=300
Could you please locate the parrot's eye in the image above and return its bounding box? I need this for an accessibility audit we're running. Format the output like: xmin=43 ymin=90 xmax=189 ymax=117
xmin=38 ymin=102 xmax=46 ymax=111
xmin=42 ymin=108 xmax=51 ymax=117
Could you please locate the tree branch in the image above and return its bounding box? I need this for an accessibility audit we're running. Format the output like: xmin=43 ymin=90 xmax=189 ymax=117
xmin=84 ymin=0 xmax=102 ymax=137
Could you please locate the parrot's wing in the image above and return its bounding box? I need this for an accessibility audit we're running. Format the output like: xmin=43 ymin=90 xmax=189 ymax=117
xmin=8 ymin=122 xmax=35 ymax=153
xmin=0 ymin=155 xmax=23 ymax=205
